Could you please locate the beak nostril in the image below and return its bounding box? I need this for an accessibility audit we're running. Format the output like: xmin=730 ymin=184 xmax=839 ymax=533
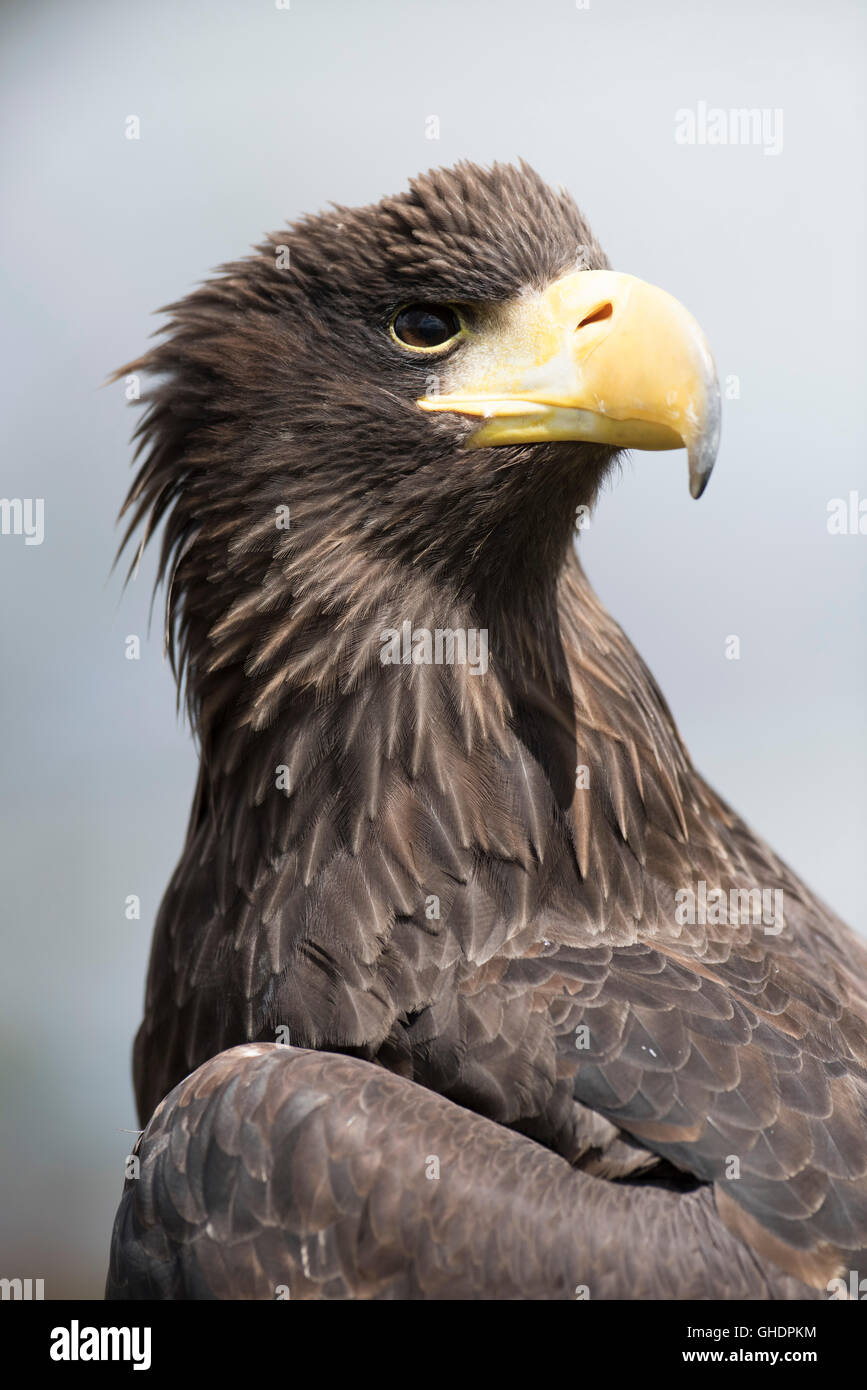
xmin=577 ymin=302 xmax=613 ymax=329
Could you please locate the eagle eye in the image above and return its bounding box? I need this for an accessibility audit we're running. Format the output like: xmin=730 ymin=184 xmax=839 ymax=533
xmin=390 ymin=304 xmax=463 ymax=352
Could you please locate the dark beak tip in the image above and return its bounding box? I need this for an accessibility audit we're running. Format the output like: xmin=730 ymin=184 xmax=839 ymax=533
xmin=689 ymin=469 xmax=711 ymax=500
xmin=688 ymin=393 xmax=721 ymax=500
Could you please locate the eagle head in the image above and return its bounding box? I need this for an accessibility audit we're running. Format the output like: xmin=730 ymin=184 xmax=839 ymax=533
xmin=117 ymin=161 xmax=718 ymax=734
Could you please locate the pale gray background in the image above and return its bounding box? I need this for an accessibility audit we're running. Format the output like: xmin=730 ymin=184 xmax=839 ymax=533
xmin=1 ymin=0 xmax=864 ymax=1297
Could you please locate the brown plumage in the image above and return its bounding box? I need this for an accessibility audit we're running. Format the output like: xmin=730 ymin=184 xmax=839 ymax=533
xmin=107 ymin=162 xmax=867 ymax=1300
xmin=106 ymin=1044 xmax=822 ymax=1300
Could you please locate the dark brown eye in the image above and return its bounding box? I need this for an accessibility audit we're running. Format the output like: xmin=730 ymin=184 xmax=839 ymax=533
xmin=391 ymin=304 xmax=462 ymax=350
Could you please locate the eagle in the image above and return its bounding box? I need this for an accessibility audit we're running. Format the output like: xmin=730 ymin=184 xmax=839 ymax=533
xmin=106 ymin=161 xmax=867 ymax=1301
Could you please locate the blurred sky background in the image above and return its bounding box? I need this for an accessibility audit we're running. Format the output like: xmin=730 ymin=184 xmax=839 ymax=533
xmin=0 ymin=0 xmax=864 ymax=1297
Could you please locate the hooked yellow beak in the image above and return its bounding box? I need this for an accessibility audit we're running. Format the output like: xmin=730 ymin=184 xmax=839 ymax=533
xmin=417 ymin=269 xmax=720 ymax=498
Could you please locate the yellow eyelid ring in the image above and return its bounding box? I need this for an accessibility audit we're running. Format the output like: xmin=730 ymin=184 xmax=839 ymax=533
xmin=389 ymin=304 xmax=468 ymax=355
